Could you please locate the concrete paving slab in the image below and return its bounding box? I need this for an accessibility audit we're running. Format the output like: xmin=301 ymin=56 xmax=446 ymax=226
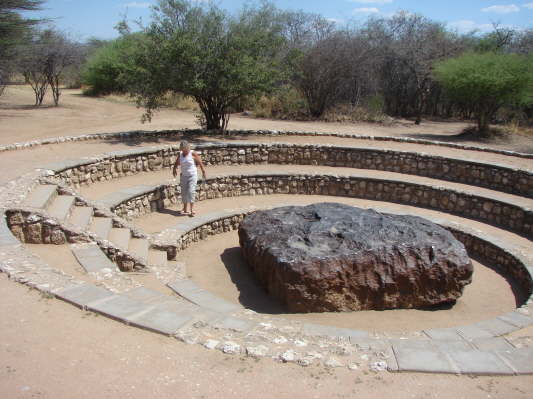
xmin=496 ymin=348 xmax=533 ymax=374
xmin=123 ymin=287 xmax=166 ymax=303
xmin=302 ymin=323 xmax=370 ymax=339
xmin=71 ymin=244 xmax=116 ymax=273
xmin=108 ymin=228 xmax=131 ymax=250
xmin=151 ymin=298 xmax=199 ymax=315
xmin=23 ymin=184 xmax=57 ymax=209
xmin=497 ymin=311 xmax=533 ymax=328
xmin=423 ymin=328 xmax=464 ymax=341
xmin=88 ymin=217 xmax=112 ymax=239
xmin=472 ymin=318 xmax=519 ymax=336
xmin=87 ymin=295 xmax=153 ymax=322
xmin=432 ymin=340 xmax=474 ymax=351
xmin=447 ymin=350 xmax=515 ymax=375
xmin=42 ymin=158 xmax=95 ymax=173
xmin=68 ymin=206 xmax=93 ymax=230
xmin=0 ymin=217 xmax=20 ymax=246
xmin=147 ymin=250 xmax=168 ymax=267
xmin=54 ymin=283 xmax=115 ymax=309
xmin=388 ymin=339 xmax=472 ymax=352
xmin=393 ymin=347 xmax=458 ymax=374
xmin=126 ymin=307 xmax=192 ymax=336
xmin=47 ymin=195 xmax=75 ymax=221
xmin=129 ymin=238 xmax=149 ymax=262
xmin=167 ymin=279 xmax=204 ymax=296
xmin=457 ymin=325 xmax=495 ymax=340
xmin=100 ymin=184 xmax=159 ymax=209
xmin=471 ymin=338 xmax=515 ymax=351
xmin=167 ymin=279 xmax=241 ymax=313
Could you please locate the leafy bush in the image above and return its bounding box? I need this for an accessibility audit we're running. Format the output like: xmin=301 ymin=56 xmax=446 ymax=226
xmin=434 ymin=52 xmax=532 ymax=135
xmin=82 ymin=34 xmax=144 ymax=96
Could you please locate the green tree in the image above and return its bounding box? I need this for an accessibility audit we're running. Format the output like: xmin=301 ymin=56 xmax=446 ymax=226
xmin=122 ymin=0 xmax=286 ymax=131
xmin=434 ymin=52 xmax=532 ymax=136
xmin=0 ymin=0 xmax=44 ymax=94
xmin=82 ymin=34 xmax=143 ymax=96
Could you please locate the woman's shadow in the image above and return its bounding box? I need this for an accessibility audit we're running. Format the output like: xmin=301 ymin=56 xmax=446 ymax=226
xmin=220 ymin=247 xmax=287 ymax=314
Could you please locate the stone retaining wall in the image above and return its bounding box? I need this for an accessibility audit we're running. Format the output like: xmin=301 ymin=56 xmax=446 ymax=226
xmin=3 ymin=128 xmax=533 ymax=160
xmin=48 ymin=143 xmax=533 ymax=198
xmin=110 ymin=174 xmax=533 ymax=238
xmin=5 ymin=208 xmax=147 ymax=272
xmin=150 ymin=210 xmax=533 ymax=302
xmin=449 ymin=228 xmax=533 ymax=298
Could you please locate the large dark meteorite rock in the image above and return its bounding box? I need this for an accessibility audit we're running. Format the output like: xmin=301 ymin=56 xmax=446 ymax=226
xmin=238 ymin=203 xmax=473 ymax=313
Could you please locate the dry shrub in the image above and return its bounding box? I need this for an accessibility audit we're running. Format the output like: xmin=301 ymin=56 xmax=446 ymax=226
xmin=252 ymin=86 xmax=308 ymax=120
xmin=160 ymin=92 xmax=200 ymax=111
xmin=323 ymin=103 xmax=390 ymax=123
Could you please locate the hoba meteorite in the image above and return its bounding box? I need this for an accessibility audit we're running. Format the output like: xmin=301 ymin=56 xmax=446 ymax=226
xmin=238 ymin=203 xmax=473 ymax=313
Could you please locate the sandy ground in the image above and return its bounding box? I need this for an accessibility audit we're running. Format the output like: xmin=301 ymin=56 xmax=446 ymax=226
xmin=131 ymin=194 xmax=523 ymax=332
xmin=2 ymin=85 xmax=533 ymax=153
xmin=1 ymin=86 xmax=533 ymax=397
xmin=3 ymin=273 xmax=533 ymax=399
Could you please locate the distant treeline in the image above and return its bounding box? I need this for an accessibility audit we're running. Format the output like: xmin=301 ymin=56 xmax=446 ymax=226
xmin=2 ymin=1 xmax=532 ymax=134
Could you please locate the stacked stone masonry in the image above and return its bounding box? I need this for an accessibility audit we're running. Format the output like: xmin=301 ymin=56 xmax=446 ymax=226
xmin=149 ymin=211 xmax=533 ymax=304
xmin=48 ymin=143 xmax=533 ymax=198
xmin=2 ymin=131 xmax=533 ymax=375
xmin=108 ymin=174 xmax=532 ymax=238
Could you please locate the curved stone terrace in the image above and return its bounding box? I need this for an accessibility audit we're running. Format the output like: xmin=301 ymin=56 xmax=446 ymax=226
xmin=1 ymin=128 xmax=532 ymax=379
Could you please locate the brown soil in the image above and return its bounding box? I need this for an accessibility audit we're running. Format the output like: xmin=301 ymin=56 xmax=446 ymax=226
xmin=2 ymin=85 xmax=533 ymax=153
xmin=1 ymin=85 xmax=533 ymax=398
xmin=3 ymin=273 xmax=532 ymax=399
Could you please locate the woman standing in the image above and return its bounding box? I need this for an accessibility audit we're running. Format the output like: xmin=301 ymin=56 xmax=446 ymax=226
xmin=172 ymin=140 xmax=207 ymax=216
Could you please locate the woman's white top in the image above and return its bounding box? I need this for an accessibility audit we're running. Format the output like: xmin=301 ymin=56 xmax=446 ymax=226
xmin=180 ymin=151 xmax=197 ymax=177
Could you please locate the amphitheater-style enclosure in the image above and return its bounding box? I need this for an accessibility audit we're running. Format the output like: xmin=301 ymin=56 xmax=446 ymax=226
xmin=1 ymin=129 xmax=532 ymax=375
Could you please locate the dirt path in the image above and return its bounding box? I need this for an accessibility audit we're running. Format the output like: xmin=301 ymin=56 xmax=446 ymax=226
xmin=2 ymin=85 xmax=532 ymax=153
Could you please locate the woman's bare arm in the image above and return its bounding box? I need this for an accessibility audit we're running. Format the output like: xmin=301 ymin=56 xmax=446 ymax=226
xmin=172 ymin=155 xmax=180 ymax=177
xmin=193 ymin=152 xmax=206 ymax=178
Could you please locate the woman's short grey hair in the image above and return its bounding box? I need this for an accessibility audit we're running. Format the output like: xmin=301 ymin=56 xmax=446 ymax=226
xmin=179 ymin=140 xmax=190 ymax=150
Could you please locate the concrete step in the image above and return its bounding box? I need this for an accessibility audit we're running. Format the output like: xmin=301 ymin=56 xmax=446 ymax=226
xmin=167 ymin=279 xmax=241 ymax=313
xmin=67 ymin=206 xmax=93 ymax=230
xmin=46 ymin=195 xmax=75 ymax=221
xmin=88 ymin=217 xmax=112 ymax=239
xmin=147 ymin=250 xmax=168 ymax=268
xmin=23 ymin=184 xmax=57 ymax=209
xmin=71 ymin=244 xmax=117 ymax=273
xmin=128 ymin=238 xmax=149 ymax=262
xmin=108 ymin=227 xmax=131 ymax=250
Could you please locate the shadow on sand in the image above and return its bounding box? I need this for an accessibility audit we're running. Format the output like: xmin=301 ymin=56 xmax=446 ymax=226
xmin=219 ymin=247 xmax=527 ymax=315
xmin=101 ymin=131 xmax=261 ymax=148
xmin=220 ymin=247 xmax=287 ymax=314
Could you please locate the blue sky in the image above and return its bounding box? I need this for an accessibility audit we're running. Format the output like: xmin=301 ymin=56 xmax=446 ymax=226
xmin=30 ymin=0 xmax=533 ymax=41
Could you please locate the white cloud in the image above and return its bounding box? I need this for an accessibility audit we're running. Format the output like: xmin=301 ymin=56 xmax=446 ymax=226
xmin=327 ymin=18 xmax=345 ymax=24
xmin=122 ymin=2 xmax=152 ymax=8
xmin=349 ymin=0 xmax=392 ymax=3
xmin=353 ymin=7 xmax=380 ymax=14
xmin=447 ymin=20 xmax=493 ymax=33
xmin=523 ymin=3 xmax=533 ymax=9
xmin=481 ymin=4 xmax=520 ymax=13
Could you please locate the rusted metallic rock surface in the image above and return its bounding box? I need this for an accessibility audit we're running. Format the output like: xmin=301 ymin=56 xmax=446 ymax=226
xmin=238 ymin=203 xmax=473 ymax=313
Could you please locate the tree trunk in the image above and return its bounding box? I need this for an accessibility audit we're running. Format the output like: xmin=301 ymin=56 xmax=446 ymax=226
xmin=477 ymin=112 xmax=490 ymax=137
xmin=197 ymin=97 xmax=229 ymax=132
xmin=49 ymin=75 xmax=61 ymax=106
